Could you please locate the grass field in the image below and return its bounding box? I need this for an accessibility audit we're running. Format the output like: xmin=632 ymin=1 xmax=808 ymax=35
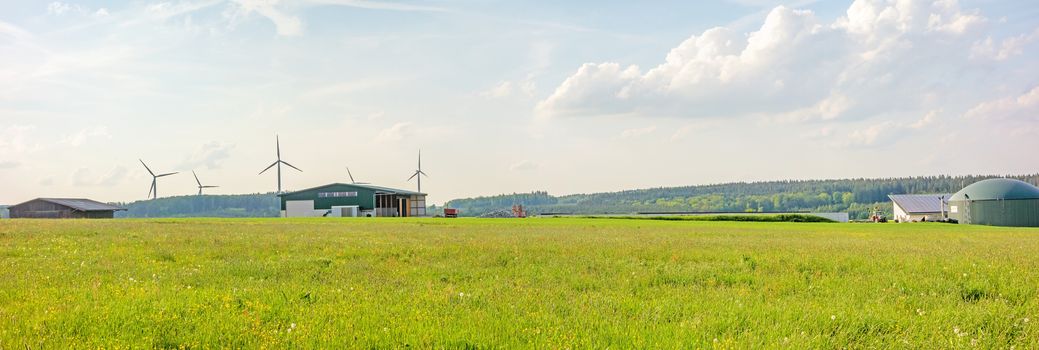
xmin=1 ymin=218 xmax=1037 ymax=348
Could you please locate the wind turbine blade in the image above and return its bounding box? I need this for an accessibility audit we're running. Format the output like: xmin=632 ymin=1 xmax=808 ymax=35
xmin=418 ymin=171 xmax=428 ymax=177
xmin=156 ymin=172 xmax=178 ymax=177
xmin=203 ymin=186 xmax=219 ymax=188
xmin=139 ymin=159 xmax=155 ymax=176
xmin=281 ymin=161 xmax=302 ymax=172
xmin=407 ymin=172 xmax=418 ymax=181
xmin=147 ymin=181 xmax=154 ymax=198
xmin=347 ymin=167 xmax=355 ymax=183
xmin=259 ymin=161 xmax=278 ymax=175
xmin=276 ymin=135 xmax=281 ymax=160
xmin=192 ymin=170 xmax=201 ymax=186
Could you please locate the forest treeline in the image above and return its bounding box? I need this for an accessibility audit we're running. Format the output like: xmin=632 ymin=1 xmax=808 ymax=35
xmin=110 ymin=174 xmax=1039 ymax=219
xmin=445 ymin=174 xmax=1039 ymax=220
xmin=115 ymin=193 xmax=280 ymax=218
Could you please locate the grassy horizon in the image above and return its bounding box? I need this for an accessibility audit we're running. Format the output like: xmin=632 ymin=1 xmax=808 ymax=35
xmin=1 ymin=218 xmax=1037 ymax=348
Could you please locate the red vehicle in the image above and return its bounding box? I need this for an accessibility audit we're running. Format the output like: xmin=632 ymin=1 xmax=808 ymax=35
xmin=444 ymin=208 xmax=459 ymax=218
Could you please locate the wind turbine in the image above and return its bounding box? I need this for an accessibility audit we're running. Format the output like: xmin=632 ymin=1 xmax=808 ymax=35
xmin=346 ymin=167 xmax=369 ymax=184
xmin=139 ymin=159 xmax=178 ymax=200
xmin=192 ymin=170 xmax=219 ymax=195
xmin=259 ymin=135 xmax=301 ymax=193
xmin=407 ymin=150 xmax=428 ymax=193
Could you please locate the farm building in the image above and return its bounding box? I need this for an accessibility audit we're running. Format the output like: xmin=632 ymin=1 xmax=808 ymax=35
xmin=8 ymin=198 xmax=126 ymax=219
xmin=0 ymin=205 xmax=9 ymax=219
xmin=947 ymin=178 xmax=1039 ymax=227
xmin=889 ymin=194 xmax=950 ymax=222
xmin=278 ymin=183 xmax=427 ymax=218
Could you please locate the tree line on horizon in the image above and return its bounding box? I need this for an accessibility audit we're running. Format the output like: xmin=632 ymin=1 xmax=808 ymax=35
xmin=112 ymin=174 xmax=1039 ymax=220
xmin=445 ymin=174 xmax=1039 ymax=220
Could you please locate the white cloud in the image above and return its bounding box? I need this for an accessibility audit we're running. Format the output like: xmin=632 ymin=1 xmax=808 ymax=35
xmin=538 ymin=0 xmax=995 ymax=121
xmin=972 ymin=28 xmax=1039 ymax=61
xmin=965 ymin=86 xmax=1039 ymax=121
xmin=60 ymin=126 xmax=111 ymax=147
xmin=0 ymin=125 xmax=36 ymax=153
xmin=844 ymin=110 xmax=939 ymax=146
xmin=376 ymin=122 xmax=414 ymax=142
xmin=47 ymin=2 xmax=76 ymax=15
xmin=620 ymin=126 xmax=657 ymax=139
xmin=180 ymin=141 xmax=236 ymax=170
xmin=305 ymin=0 xmax=447 ymax=12
xmin=509 ymin=160 xmax=538 ymax=172
xmin=479 ymin=79 xmax=537 ymax=99
xmin=72 ymin=166 xmax=128 ymax=187
xmin=229 ymin=0 xmax=303 ymax=36
xmin=95 ymin=8 xmax=110 ymax=17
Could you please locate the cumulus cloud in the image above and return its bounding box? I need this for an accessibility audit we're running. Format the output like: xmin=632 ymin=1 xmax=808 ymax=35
xmin=844 ymin=110 xmax=939 ymax=147
xmin=0 ymin=161 xmax=20 ymax=169
xmin=226 ymin=0 xmax=443 ymax=37
xmin=480 ymin=78 xmax=536 ymax=99
xmin=0 ymin=125 xmax=36 ymax=153
xmin=509 ymin=160 xmax=538 ymax=172
xmin=180 ymin=141 xmax=235 ymax=170
xmin=376 ymin=122 xmax=414 ymax=142
xmin=47 ymin=2 xmax=76 ymax=15
xmin=965 ymin=86 xmax=1039 ymax=121
xmin=60 ymin=126 xmax=111 ymax=147
xmin=620 ymin=126 xmax=657 ymax=139
xmin=72 ymin=166 xmax=128 ymax=187
xmin=537 ymin=0 xmax=996 ymax=121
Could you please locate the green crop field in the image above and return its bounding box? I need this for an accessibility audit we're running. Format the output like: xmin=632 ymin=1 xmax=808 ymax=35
xmin=1 ymin=218 xmax=1037 ymax=348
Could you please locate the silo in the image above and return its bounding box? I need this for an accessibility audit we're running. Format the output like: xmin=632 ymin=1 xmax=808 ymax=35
xmin=948 ymin=178 xmax=1039 ymax=227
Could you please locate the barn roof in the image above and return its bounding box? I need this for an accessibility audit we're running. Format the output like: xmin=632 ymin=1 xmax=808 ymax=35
xmin=278 ymin=183 xmax=425 ymax=197
xmin=13 ymin=198 xmax=126 ymax=212
xmin=889 ymin=194 xmax=950 ymax=214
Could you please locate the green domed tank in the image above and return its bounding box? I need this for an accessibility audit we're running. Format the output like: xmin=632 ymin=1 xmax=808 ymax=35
xmin=948 ymin=178 xmax=1039 ymax=227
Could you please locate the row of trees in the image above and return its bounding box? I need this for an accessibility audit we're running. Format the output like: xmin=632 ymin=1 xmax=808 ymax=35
xmin=446 ymin=174 xmax=1039 ymax=220
xmin=115 ymin=194 xmax=280 ymax=218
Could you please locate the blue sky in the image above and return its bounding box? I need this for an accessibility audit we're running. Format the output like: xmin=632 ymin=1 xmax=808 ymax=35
xmin=2 ymin=0 xmax=1038 ymax=204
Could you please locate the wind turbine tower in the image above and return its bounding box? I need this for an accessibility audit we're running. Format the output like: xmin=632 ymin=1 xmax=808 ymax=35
xmin=192 ymin=170 xmax=219 ymax=195
xmin=407 ymin=150 xmax=428 ymax=193
xmin=259 ymin=135 xmax=302 ymax=193
xmin=139 ymin=159 xmax=178 ymax=200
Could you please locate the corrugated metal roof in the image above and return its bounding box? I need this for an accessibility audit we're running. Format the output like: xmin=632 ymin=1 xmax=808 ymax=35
xmin=278 ymin=183 xmax=425 ymax=197
xmin=36 ymin=198 xmax=126 ymax=211
xmin=889 ymin=194 xmax=949 ymax=214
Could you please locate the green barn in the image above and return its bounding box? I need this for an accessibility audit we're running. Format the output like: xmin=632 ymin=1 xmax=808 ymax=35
xmin=948 ymin=178 xmax=1039 ymax=227
xmin=277 ymin=183 xmax=427 ymax=218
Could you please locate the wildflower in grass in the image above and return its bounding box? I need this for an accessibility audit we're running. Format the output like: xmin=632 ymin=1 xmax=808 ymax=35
xmin=830 ymin=315 xmax=836 ymax=320
xmin=459 ymin=292 xmax=465 ymax=297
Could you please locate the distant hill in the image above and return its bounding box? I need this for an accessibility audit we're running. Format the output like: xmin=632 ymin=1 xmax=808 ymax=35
xmin=115 ymin=193 xmax=279 ymax=218
xmin=445 ymin=174 xmax=1039 ymax=220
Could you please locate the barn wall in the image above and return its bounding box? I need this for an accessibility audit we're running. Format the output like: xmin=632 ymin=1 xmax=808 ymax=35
xmin=10 ymin=200 xmax=74 ymax=218
xmin=8 ymin=200 xmax=118 ymax=219
xmin=279 ymin=184 xmax=377 ymax=211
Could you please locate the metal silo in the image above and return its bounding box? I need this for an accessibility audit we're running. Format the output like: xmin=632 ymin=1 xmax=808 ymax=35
xmin=948 ymin=178 xmax=1039 ymax=227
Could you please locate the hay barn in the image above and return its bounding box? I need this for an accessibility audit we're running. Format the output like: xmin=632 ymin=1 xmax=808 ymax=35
xmin=8 ymin=198 xmax=126 ymax=219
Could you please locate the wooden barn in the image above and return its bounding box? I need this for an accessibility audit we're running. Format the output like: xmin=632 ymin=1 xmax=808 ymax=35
xmin=8 ymin=198 xmax=126 ymax=219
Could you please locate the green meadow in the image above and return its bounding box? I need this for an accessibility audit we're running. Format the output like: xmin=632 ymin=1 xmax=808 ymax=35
xmin=1 ymin=218 xmax=1037 ymax=348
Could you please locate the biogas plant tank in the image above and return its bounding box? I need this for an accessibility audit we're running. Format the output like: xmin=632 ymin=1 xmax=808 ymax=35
xmin=948 ymin=178 xmax=1039 ymax=227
